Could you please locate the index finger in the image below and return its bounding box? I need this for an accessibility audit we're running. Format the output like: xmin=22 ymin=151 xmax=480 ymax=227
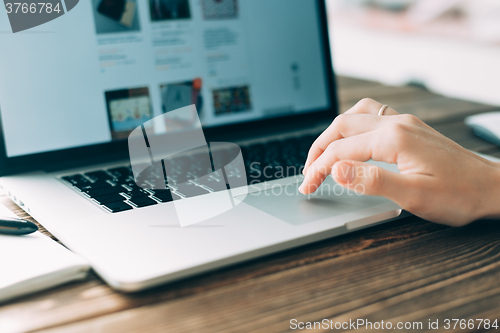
xmin=303 ymin=99 xmax=399 ymax=173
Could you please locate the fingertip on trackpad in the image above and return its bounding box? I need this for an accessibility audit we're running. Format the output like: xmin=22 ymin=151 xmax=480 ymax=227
xmin=240 ymin=178 xmax=390 ymax=225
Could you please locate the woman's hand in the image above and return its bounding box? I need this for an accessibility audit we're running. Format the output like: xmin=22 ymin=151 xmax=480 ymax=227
xmin=299 ymin=98 xmax=500 ymax=226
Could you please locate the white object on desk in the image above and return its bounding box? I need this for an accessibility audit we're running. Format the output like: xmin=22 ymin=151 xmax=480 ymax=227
xmin=0 ymin=204 xmax=89 ymax=304
xmin=465 ymin=111 xmax=500 ymax=147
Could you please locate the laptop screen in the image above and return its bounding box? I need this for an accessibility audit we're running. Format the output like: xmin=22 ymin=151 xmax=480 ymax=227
xmin=0 ymin=0 xmax=330 ymax=158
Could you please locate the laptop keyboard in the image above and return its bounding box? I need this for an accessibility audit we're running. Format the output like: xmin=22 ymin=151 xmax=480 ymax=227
xmin=60 ymin=133 xmax=317 ymax=213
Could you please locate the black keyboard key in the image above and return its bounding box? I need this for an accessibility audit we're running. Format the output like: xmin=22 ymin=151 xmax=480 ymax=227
xmin=167 ymin=173 xmax=188 ymax=184
xmin=125 ymin=188 xmax=150 ymax=198
xmin=128 ymin=196 xmax=158 ymax=208
xmin=78 ymin=180 xmax=113 ymax=191
xmin=107 ymin=167 xmax=132 ymax=179
xmin=121 ymin=181 xmax=140 ymax=190
xmin=62 ymin=174 xmax=91 ymax=187
xmin=127 ymin=180 xmax=155 ymax=190
xmin=225 ymin=174 xmax=248 ymax=188
xmin=145 ymin=176 xmax=167 ymax=189
xmin=152 ymin=190 xmax=182 ymax=203
xmin=85 ymin=170 xmax=113 ymax=182
xmin=175 ymin=183 xmax=210 ymax=198
xmin=194 ymin=175 xmax=227 ymax=192
xmin=103 ymin=201 xmax=133 ymax=213
xmin=93 ymin=193 xmax=125 ymax=205
xmin=86 ymin=185 xmax=126 ymax=198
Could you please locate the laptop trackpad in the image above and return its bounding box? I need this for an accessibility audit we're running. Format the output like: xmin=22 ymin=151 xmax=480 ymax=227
xmin=242 ymin=177 xmax=390 ymax=225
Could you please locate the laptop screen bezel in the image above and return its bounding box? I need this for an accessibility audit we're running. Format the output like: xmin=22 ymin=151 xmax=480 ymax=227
xmin=0 ymin=0 xmax=338 ymax=176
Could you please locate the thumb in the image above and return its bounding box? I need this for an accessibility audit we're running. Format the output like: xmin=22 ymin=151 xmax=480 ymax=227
xmin=332 ymin=160 xmax=409 ymax=199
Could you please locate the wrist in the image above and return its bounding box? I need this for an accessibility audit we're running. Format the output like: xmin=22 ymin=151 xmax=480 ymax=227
xmin=480 ymin=162 xmax=500 ymax=220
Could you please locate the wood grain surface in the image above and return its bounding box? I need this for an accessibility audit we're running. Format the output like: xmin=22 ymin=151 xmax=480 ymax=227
xmin=1 ymin=76 xmax=499 ymax=333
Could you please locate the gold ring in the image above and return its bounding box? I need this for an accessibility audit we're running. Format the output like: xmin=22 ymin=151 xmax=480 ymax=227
xmin=378 ymin=105 xmax=388 ymax=116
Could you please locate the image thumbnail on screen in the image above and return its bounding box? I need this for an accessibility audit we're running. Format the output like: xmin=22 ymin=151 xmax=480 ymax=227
xmin=149 ymin=0 xmax=191 ymax=21
xmin=105 ymin=87 xmax=153 ymax=140
xmin=160 ymin=79 xmax=203 ymax=131
xmin=201 ymin=0 xmax=238 ymax=20
xmin=93 ymin=0 xmax=141 ymax=34
xmin=213 ymin=86 xmax=251 ymax=116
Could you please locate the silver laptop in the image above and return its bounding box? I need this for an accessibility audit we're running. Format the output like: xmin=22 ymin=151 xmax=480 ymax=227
xmin=0 ymin=0 xmax=401 ymax=291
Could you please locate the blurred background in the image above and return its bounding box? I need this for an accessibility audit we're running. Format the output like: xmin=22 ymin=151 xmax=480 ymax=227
xmin=326 ymin=0 xmax=500 ymax=106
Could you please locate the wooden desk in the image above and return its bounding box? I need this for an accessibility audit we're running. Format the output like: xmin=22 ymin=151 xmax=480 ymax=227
xmin=1 ymin=77 xmax=499 ymax=333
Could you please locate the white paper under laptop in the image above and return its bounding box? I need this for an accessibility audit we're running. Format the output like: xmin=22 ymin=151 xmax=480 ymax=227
xmin=0 ymin=204 xmax=89 ymax=304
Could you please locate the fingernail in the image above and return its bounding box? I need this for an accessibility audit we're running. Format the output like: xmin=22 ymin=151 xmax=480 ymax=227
xmin=299 ymin=175 xmax=309 ymax=193
xmin=336 ymin=162 xmax=356 ymax=184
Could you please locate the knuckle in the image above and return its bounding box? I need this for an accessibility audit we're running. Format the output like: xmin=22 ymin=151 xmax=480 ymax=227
xmin=325 ymin=139 xmax=342 ymax=153
xmin=334 ymin=113 xmax=348 ymax=123
xmin=365 ymin=168 xmax=383 ymax=190
xmin=308 ymin=139 xmax=319 ymax=152
xmin=345 ymin=98 xmax=377 ymax=114
xmin=388 ymin=122 xmax=408 ymax=139
xmin=357 ymin=98 xmax=376 ymax=109
xmin=305 ymin=148 xmax=315 ymax=160
xmin=308 ymin=135 xmax=324 ymax=153
xmin=332 ymin=113 xmax=347 ymax=130
xmin=380 ymin=123 xmax=411 ymax=154
xmin=399 ymin=114 xmax=421 ymax=125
